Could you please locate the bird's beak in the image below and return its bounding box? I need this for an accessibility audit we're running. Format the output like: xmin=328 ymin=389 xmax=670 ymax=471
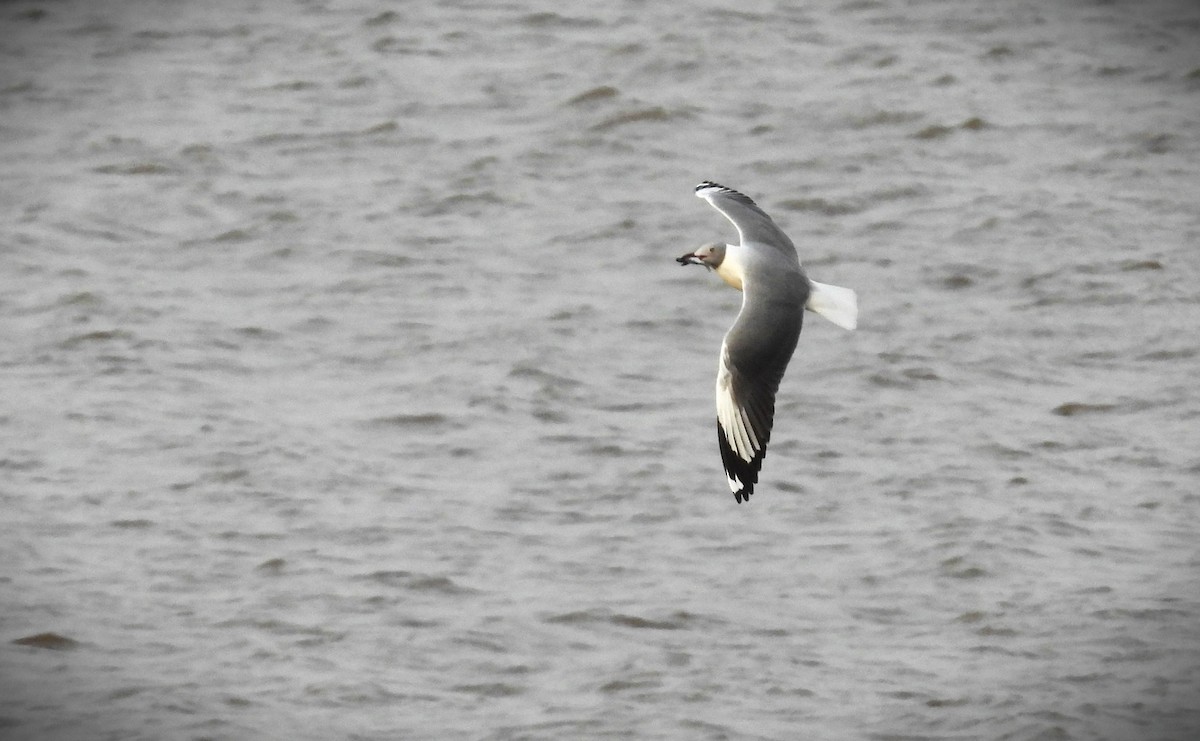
xmin=677 ymin=252 xmax=703 ymax=266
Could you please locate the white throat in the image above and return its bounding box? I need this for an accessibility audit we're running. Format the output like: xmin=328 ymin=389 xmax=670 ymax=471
xmin=714 ymin=242 xmax=746 ymax=291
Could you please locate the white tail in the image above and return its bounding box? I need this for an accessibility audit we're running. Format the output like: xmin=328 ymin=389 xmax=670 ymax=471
xmin=806 ymin=280 xmax=858 ymax=330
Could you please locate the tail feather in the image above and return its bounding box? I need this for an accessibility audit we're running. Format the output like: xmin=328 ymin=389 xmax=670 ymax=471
xmin=806 ymin=280 xmax=858 ymax=330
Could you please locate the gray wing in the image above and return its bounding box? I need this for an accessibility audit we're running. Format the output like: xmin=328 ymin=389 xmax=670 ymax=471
xmin=695 ymin=181 xmax=797 ymax=256
xmin=715 ymin=287 xmax=805 ymax=502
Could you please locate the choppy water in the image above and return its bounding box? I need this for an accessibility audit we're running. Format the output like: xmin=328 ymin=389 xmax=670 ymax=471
xmin=2 ymin=1 xmax=1200 ymax=739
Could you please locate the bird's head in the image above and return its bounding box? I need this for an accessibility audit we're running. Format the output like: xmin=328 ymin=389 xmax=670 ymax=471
xmin=676 ymin=242 xmax=727 ymax=269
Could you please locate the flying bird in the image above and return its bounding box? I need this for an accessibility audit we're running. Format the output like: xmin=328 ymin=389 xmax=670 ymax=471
xmin=678 ymin=181 xmax=858 ymax=503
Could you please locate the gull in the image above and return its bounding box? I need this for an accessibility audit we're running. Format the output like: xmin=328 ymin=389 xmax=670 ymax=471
xmin=677 ymin=181 xmax=858 ymax=503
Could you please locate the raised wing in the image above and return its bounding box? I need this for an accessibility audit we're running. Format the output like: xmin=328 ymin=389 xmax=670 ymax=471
xmin=695 ymin=181 xmax=797 ymax=257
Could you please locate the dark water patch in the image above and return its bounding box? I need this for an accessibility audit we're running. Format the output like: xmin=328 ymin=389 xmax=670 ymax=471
xmin=93 ymin=162 xmax=175 ymax=175
xmin=11 ymin=7 xmax=48 ymax=22
xmin=848 ymin=605 xmax=910 ymax=627
xmin=264 ymin=80 xmax=319 ymax=92
xmin=57 ymin=290 xmax=104 ymax=308
xmin=422 ymin=191 xmax=503 ymax=217
xmin=766 ymin=685 xmax=816 ymax=697
xmin=903 ymin=367 xmax=941 ymax=381
xmin=1137 ymin=348 xmax=1195 ymax=361
xmin=832 ymin=42 xmax=898 ymax=68
xmin=913 ymin=117 xmax=989 ymax=140
xmin=867 ymin=367 xmax=940 ymax=388
xmin=255 ymin=557 xmax=286 ymax=574
xmin=12 ymin=632 xmax=79 ymax=650
xmin=233 ymin=326 xmax=282 ymax=341
xmin=452 ymin=631 xmax=508 ymax=654
xmin=863 ymin=219 xmax=906 ymax=232
xmin=940 ymin=556 xmax=988 ymax=579
xmin=532 ymin=407 xmax=569 ymax=423
xmin=1041 ymin=515 xmax=1092 ymax=538
xmin=105 ymin=685 xmax=147 ymax=701
xmin=371 ymin=36 xmax=446 ymax=56
xmin=1119 ymin=259 xmax=1163 ymax=271
xmin=925 ymin=696 xmax=971 ymax=707
xmin=913 ymin=124 xmax=955 ymax=140
xmin=60 ymin=329 xmax=135 ymax=349
xmin=584 ymin=442 xmax=635 ymax=457
xmin=1051 ymin=402 xmax=1117 ymax=417
xmin=214 ymin=618 xmax=346 ymax=641
xmin=871 ymin=183 xmax=930 ymax=202
xmin=866 ymin=370 xmax=911 ymax=389
xmin=590 ymin=106 xmax=683 ymax=132
xmin=609 ymin=614 xmax=684 ymax=630
xmin=210 ymin=228 xmax=254 ymax=243
xmin=346 ymin=249 xmax=412 ymax=269
xmin=360 ymin=570 xmax=478 ymax=595
xmin=848 ymin=109 xmax=924 ymax=129
xmin=567 ymin=85 xmax=619 ymax=106
xmin=2 ymin=80 xmax=36 ymax=95
xmin=0 ymin=456 xmax=42 ymax=471
xmin=364 ymin=11 xmax=399 ymax=27
xmin=545 ymin=608 xmax=702 ymax=631
xmin=110 ymin=518 xmax=153 ymax=529
xmin=249 ymin=131 xmax=307 ymax=146
xmin=1091 ymin=607 xmax=1193 ymax=622
xmin=1138 ymin=133 xmax=1173 ymax=155
xmin=452 ymin=682 xmax=524 ymax=698
xmin=1074 ymin=350 xmax=1121 ymax=363
xmin=1105 ymin=452 xmax=1167 ymax=469
xmin=180 ymin=142 xmax=215 ymax=159
xmin=600 ymin=675 xmax=661 ymax=693
xmin=520 ymin=12 xmax=602 ymax=28
xmin=509 ymin=363 xmax=582 ymax=394
xmin=979 ymin=443 xmax=1032 ymax=461
xmin=365 ymin=412 xmax=455 ymax=429
xmin=777 ymin=197 xmax=865 ymax=216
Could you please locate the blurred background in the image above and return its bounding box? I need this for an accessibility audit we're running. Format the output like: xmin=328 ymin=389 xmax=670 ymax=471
xmin=2 ymin=1 xmax=1199 ymax=739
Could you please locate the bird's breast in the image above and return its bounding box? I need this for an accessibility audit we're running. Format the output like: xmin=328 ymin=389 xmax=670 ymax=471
xmin=714 ymin=246 xmax=746 ymax=291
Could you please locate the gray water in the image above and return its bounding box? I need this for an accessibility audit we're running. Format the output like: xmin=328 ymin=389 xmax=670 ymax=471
xmin=2 ymin=1 xmax=1200 ymax=739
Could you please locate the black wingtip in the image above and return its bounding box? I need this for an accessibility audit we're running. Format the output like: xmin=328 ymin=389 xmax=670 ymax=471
xmin=695 ymin=181 xmax=758 ymax=207
xmin=717 ymin=421 xmax=763 ymax=505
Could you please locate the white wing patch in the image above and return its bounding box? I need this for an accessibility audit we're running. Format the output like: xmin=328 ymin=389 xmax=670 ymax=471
xmin=715 ymin=344 xmax=759 ymax=465
xmin=695 ymin=181 xmax=755 ymax=247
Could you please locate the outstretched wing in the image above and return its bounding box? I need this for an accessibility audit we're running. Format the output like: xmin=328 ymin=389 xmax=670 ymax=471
xmin=714 ymin=296 xmax=804 ymax=502
xmin=695 ymin=181 xmax=797 ymax=257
